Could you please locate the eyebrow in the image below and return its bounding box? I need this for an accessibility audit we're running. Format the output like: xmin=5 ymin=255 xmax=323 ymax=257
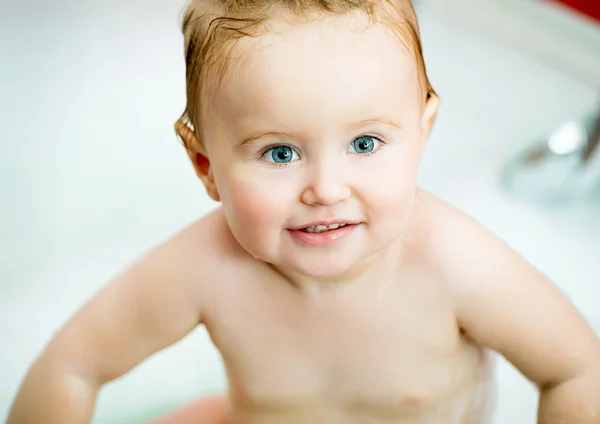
xmin=235 ymin=117 xmax=403 ymax=149
xmin=235 ymin=131 xmax=299 ymax=149
xmin=352 ymin=117 xmax=404 ymax=131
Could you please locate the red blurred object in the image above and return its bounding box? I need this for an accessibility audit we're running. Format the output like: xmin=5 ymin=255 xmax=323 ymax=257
xmin=552 ymin=0 xmax=600 ymax=24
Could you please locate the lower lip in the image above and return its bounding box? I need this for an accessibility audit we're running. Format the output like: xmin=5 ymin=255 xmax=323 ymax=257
xmin=288 ymin=224 xmax=359 ymax=246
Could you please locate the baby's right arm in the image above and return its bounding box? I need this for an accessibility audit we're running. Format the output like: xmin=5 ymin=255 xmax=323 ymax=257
xmin=6 ymin=237 xmax=208 ymax=424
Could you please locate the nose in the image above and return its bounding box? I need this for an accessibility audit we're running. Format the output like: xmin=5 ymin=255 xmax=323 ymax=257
xmin=300 ymin=162 xmax=352 ymax=206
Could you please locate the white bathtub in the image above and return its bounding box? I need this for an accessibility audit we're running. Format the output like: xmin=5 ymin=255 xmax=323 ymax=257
xmin=1 ymin=1 xmax=598 ymax=423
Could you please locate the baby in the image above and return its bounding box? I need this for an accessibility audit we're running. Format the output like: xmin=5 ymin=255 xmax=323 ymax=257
xmin=7 ymin=0 xmax=600 ymax=423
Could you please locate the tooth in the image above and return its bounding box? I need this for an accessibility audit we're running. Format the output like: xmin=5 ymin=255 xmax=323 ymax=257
xmin=301 ymin=223 xmax=350 ymax=233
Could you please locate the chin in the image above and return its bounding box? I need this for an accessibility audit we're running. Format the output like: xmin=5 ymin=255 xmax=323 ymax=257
xmin=285 ymin=256 xmax=359 ymax=280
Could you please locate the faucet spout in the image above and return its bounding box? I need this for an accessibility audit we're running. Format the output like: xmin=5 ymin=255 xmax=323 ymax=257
xmin=501 ymin=93 xmax=600 ymax=205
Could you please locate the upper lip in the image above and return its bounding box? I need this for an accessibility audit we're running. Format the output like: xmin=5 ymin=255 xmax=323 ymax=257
xmin=289 ymin=220 xmax=360 ymax=230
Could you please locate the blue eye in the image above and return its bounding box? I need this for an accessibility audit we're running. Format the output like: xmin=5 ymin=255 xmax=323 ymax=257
xmin=348 ymin=136 xmax=380 ymax=154
xmin=262 ymin=145 xmax=299 ymax=164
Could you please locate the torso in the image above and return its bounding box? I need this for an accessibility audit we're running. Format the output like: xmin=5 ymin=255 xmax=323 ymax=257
xmin=196 ymin=200 xmax=496 ymax=424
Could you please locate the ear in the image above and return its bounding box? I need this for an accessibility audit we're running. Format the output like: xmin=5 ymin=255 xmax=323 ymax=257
xmin=420 ymin=93 xmax=440 ymax=142
xmin=175 ymin=118 xmax=221 ymax=202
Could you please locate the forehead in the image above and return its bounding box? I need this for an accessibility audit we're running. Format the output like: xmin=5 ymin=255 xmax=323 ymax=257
xmin=209 ymin=13 xmax=420 ymax=137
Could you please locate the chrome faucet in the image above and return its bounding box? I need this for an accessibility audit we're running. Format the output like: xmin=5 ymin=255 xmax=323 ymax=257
xmin=501 ymin=96 xmax=600 ymax=205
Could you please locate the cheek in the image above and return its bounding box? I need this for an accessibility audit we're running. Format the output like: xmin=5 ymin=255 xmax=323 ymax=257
xmin=370 ymin=148 xmax=420 ymax=201
xmin=221 ymin=169 xmax=293 ymax=229
xmin=360 ymin=146 xmax=420 ymax=226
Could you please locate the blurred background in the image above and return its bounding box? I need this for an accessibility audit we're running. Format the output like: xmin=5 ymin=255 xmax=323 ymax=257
xmin=1 ymin=0 xmax=599 ymax=422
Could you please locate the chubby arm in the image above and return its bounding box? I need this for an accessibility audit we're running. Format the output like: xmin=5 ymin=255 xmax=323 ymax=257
xmin=438 ymin=210 xmax=600 ymax=424
xmin=7 ymin=237 xmax=208 ymax=424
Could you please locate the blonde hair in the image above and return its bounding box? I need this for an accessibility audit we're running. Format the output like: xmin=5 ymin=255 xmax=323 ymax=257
xmin=177 ymin=0 xmax=435 ymax=149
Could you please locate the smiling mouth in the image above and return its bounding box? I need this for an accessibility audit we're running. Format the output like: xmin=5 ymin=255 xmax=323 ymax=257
xmin=300 ymin=223 xmax=350 ymax=233
xmin=288 ymin=222 xmax=359 ymax=245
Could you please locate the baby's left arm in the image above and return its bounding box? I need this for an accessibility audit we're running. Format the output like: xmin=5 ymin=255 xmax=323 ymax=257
xmin=444 ymin=214 xmax=600 ymax=424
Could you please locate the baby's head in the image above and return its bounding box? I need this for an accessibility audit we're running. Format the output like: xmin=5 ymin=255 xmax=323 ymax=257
xmin=176 ymin=0 xmax=439 ymax=282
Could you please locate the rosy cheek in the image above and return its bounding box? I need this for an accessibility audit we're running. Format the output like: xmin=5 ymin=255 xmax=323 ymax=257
xmin=369 ymin=167 xmax=416 ymax=212
xmin=226 ymin=176 xmax=286 ymax=228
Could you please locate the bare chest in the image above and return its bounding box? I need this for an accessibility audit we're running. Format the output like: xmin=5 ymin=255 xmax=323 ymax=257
xmin=205 ymin=276 xmax=490 ymax=418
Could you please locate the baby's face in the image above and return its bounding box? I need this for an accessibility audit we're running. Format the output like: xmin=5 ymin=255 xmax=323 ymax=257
xmin=202 ymin=12 xmax=435 ymax=280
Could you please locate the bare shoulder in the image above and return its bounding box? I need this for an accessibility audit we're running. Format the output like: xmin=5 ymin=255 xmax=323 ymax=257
xmin=42 ymin=207 xmax=246 ymax=384
xmin=407 ymin=189 xmax=512 ymax=280
xmin=141 ymin=206 xmax=243 ymax=294
xmin=410 ymin=190 xmax=599 ymax=379
xmin=408 ymin=188 xmax=548 ymax=316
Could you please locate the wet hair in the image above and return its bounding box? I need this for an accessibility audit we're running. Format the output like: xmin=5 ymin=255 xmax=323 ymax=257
xmin=177 ymin=0 xmax=436 ymax=149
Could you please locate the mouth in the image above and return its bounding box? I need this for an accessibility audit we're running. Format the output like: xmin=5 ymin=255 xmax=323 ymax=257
xmin=287 ymin=221 xmax=360 ymax=246
xmin=301 ymin=223 xmax=349 ymax=233
xmin=290 ymin=221 xmax=360 ymax=233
